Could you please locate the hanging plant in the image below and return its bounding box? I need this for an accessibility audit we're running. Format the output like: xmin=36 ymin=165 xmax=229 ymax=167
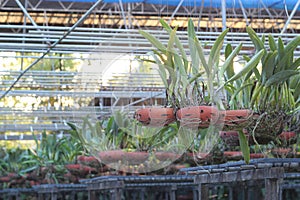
xmin=221 ymin=27 xmax=300 ymax=163
xmin=134 ymin=107 xmax=176 ymax=127
xmin=138 ymin=18 xmax=243 ymax=128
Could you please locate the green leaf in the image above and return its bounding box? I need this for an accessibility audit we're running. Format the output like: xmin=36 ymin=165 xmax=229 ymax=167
xmin=290 ymin=74 xmax=300 ymax=89
xmin=284 ymin=35 xmax=300 ymax=55
xmin=291 ymin=57 xmax=300 ymax=70
xmin=265 ymin=70 xmax=299 ymax=87
xmin=250 ymin=82 xmax=262 ymax=108
xmin=246 ymin=26 xmax=265 ymax=51
xmin=173 ymin=53 xmax=189 ymax=88
xmin=208 ymin=28 xmax=229 ymax=75
xmin=268 ymin=34 xmax=277 ymax=51
xmin=261 ymin=50 xmax=277 ymax=84
xmin=165 ymin=28 xmax=177 ymax=68
xmin=252 ymin=67 xmax=261 ymax=80
xmin=226 ymin=49 xmax=265 ymax=83
xmin=161 ymin=19 xmax=189 ymax=70
xmin=194 ymin=37 xmax=209 ymax=76
xmin=276 ymin=35 xmax=300 ymax=71
xmin=229 ymin=83 xmax=254 ymax=106
xmin=139 ymin=30 xmax=166 ymax=53
xmin=188 ymin=19 xmax=200 ymax=71
xmin=293 ymin=82 xmax=300 ymax=100
xmin=221 ymin=43 xmax=242 ymax=77
xmin=188 ymin=71 xmax=205 ymax=84
xmin=277 ymin=51 xmax=293 ymax=72
xmin=67 ymin=122 xmax=78 ymax=131
xmin=277 ymin=37 xmax=285 ymax=61
xmin=238 ymin=130 xmax=250 ymax=164
xmin=224 ymin=44 xmax=235 ymax=80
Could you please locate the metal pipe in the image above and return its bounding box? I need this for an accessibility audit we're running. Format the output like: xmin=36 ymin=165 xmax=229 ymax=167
xmin=119 ymin=0 xmax=128 ymax=29
xmin=15 ymin=0 xmax=39 ymax=28
xmin=281 ymin=0 xmax=300 ymax=34
xmin=169 ymin=0 xmax=185 ymax=23
xmin=221 ymin=0 xmax=227 ymax=31
xmin=238 ymin=0 xmax=249 ymax=26
xmin=0 ymin=0 xmax=104 ymax=100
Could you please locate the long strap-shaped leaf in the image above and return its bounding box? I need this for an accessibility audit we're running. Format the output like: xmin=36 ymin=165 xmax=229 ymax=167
xmin=238 ymin=130 xmax=250 ymax=164
xmin=246 ymin=26 xmax=266 ymax=62
xmin=229 ymin=83 xmax=254 ymax=107
xmin=139 ymin=30 xmax=167 ymax=53
xmin=224 ymin=44 xmax=235 ymax=80
xmin=226 ymin=49 xmax=265 ymax=84
xmin=268 ymin=34 xmax=277 ymax=51
xmin=265 ymin=70 xmax=300 ymax=87
xmin=160 ymin=19 xmax=189 ymax=71
xmin=208 ymin=28 xmax=229 ymax=79
xmin=220 ymin=43 xmax=242 ymax=77
xmin=246 ymin=26 xmax=265 ymax=51
xmin=187 ymin=19 xmax=200 ymax=73
xmin=277 ymin=35 xmax=300 ymax=72
xmin=194 ymin=37 xmax=209 ymax=77
xmin=261 ymin=50 xmax=277 ymax=84
xmin=165 ymin=28 xmax=177 ymax=69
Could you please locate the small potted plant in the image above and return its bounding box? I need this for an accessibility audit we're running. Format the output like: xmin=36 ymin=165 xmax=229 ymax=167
xmin=138 ymin=19 xmax=248 ymax=129
xmin=221 ymin=27 xmax=300 ymax=162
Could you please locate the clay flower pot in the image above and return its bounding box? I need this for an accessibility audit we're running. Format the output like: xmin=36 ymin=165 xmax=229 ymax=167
xmin=250 ymin=153 xmax=265 ymax=159
xmin=277 ymin=131 xmax=297 ymax=142
xmin=271 ymin=148 xmax=293 ymax=157
xmin=153 ymin=152 xmax=182 ymax=162
xmin=223 ymin=151 xmax=243 ymax=159
xmin=224 ymin=151 xmax=265 ymax=160
xmin=219 ymin=130 xmax=240 ymax=146
xmin=185 ymin=152 xmax=211 ymax=163
xmin=0 ymin=176 xmax=11 ymax=183
xmin=77 ymin=155 xmax=102 ymax=168
xmin=219 ymin=129 xmax=254 ymax=146
xmin=98 ymin=150 xmax=149 ymax=165
xmin=134 ymin=107 xmax=176 ymax=126
xmin=65 ymin=164 xmax=97 ymax=177
xmin=218 ymin=109 xmax=256 ymax=128
xmin=176 ymin=106 xmax=219 ymax=128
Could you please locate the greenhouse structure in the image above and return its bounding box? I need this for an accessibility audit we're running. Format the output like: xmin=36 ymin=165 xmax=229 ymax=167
xmin=0 ymin=0 xmax=300 ymax=199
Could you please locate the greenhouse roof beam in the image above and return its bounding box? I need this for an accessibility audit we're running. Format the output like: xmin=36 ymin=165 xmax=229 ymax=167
xmin=0 ymin=0 xmax=104 ymax=100
xmin=281 ymin=0 xmax=300 ymax=34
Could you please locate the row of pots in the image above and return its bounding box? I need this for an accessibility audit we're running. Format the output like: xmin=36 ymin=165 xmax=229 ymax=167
xmin=219 ymin=130 xmax=297 ymax=146
xmin=134 ymin=106 xmax=255 ymax=128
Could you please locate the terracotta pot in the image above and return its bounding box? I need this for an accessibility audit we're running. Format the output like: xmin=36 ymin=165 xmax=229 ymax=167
xmin=77 ymin=155 xmax=102 ymax=168
xmin=98 ymin=150 xmax=149 ymax=165
xmin=185 ymin=152 xmax=211 ymax=163
xmin=0 ymin=176 xmax=11 ymax=183
xmin=63 ymin=172 xmax=79 ymax=183
xmin=153 ymin=152 xmax=182 ymax=161
xmin=219 ymin=130 xmax=254 ymax=146
xmin=277 ymin=131 xmax=297 ymax=141
xmin=223 ymin=151 xmax=243 ymax=159
xmin=134 ymin=107 xmax=176 ymax=126
xmin=65 ymin=164 xmax=97 ymax=177
xmin=271 ymin=148 xmax=293 ymax=157
xmin=219 ymin=130 xmax=240 ymax=146
xmin=224 ymin=151 xmax=265 ymax=160
xmin=176 ymin=106 xmax=219 ymax=128
xmin=250 ymin=153 xmax=265 ymax=159
xmin=218 ymin=109 xmax=255 ymax=128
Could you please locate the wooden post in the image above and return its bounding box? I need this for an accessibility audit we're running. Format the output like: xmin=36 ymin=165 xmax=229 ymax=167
xmin=197 ymin=183 xmax=209 ymax=200
xmin=170 ymin=184 xmax=177 ymax=200
xmin=51 ymin=192 xmax=57 ymax=200
xmin=265 ymin=178 xmax=281 ymax=200
xmin=88 ymin=190 xmax=96 ymax=200
xmin=110 ymin=188 xmax=122 ymax=200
